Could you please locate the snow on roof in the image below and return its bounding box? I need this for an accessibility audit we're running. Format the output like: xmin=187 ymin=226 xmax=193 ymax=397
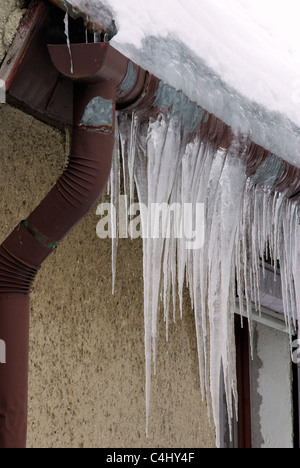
xmin=70 ymin=0 xmax=300 ymax=168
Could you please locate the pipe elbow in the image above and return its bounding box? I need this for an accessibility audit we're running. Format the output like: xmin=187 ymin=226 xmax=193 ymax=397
xmin=22 ymin=126 xmax=114 ymax=252
xmin=20 ymin=82 xmax=116 ymax=251
xmin=0 ymin=82 xmax=116 ymax=292
xmin=0 ymin=223 xmax=53 ymax=294
xmin=57 ymin=127 xmax=114 ymax=213
xmin=0 ymin=126 xmax=114 ymax=296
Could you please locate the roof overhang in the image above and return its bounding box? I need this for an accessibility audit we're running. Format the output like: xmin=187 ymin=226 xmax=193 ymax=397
xmin=0 ymin=0 xmax=299 ymax=202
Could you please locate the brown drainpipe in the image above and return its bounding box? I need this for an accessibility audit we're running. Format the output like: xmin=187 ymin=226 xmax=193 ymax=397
xmin=0 ymin=42 xmax=158 ymax=448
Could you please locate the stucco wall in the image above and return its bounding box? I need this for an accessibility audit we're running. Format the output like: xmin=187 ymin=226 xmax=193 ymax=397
xmin=0 ymin=101 xmax=215 ymax=447
xmin=0 ymin=0 xmax=27 ymax=63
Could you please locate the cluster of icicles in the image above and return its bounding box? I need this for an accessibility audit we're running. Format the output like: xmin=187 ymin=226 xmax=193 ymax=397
xmin=63 ymin=2 xmax=110 ymax=75
xmin=105 ymin=95 xmax=300 ymax=447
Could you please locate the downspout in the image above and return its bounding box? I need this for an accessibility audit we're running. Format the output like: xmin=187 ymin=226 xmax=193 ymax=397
xmin=0 ymin=42 xmax=158 ymax=448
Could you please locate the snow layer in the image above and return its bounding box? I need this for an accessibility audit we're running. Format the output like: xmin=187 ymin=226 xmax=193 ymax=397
xmin=69 ymin=0 xmax=300 ymax=168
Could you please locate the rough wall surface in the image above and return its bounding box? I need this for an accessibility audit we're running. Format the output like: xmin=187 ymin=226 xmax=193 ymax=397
xmin=0 ymin=101 xmax=215 ymax=447
xmin=0 ymin=0 xmax=27 ymax=63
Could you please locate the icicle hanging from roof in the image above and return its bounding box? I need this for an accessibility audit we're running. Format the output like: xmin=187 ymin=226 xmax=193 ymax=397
xmin=106 ymin=94 xmax=300 ymax=448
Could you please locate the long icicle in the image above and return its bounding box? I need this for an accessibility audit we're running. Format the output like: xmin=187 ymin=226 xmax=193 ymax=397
xmin=109 ymin=101 xmax=300 ymax=447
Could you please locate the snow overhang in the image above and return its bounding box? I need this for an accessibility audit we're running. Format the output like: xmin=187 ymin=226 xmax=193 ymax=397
xmin=71 ymin=0 xmax=300 ymax=171
xmin=0 ymin=0 xmax=300 ymax=203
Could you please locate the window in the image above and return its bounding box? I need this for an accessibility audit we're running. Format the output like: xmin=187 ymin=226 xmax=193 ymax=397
xmin=220 ymin=263 xmax=298 ymax=448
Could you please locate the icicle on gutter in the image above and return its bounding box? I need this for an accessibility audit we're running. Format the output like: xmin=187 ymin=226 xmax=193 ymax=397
xmin=63 ymin=1 xmax=74 ymax=74
xmin=106 ymin=86 xmax=300 ymax=447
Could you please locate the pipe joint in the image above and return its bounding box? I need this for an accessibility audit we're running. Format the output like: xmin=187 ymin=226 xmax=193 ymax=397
xmin=0 ymin=223 xmax=53 ymax=295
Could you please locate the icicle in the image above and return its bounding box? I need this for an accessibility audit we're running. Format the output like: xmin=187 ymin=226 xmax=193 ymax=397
xmin=110 ymin=115 xmax=120 ymax=295
xmin=63 ymin=2 xmax=73 ymax=75
xmin=109 ymin=85 xmax=300 ymax=448
xmin=93 ymin=23 xmax=102 ymax=43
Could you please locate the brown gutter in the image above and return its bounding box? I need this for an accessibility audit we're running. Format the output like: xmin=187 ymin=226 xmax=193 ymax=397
xmin=0 ymin=42 xmax=155 ymax=448
xmin=2 ymin=1 xmax=299 ymax=199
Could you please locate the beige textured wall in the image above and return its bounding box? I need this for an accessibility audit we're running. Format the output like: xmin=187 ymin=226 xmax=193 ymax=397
xmin=0 ymin=0 xmax=27 ymax=62
xmin=0 ymin=104 xmax=215 ymax=448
